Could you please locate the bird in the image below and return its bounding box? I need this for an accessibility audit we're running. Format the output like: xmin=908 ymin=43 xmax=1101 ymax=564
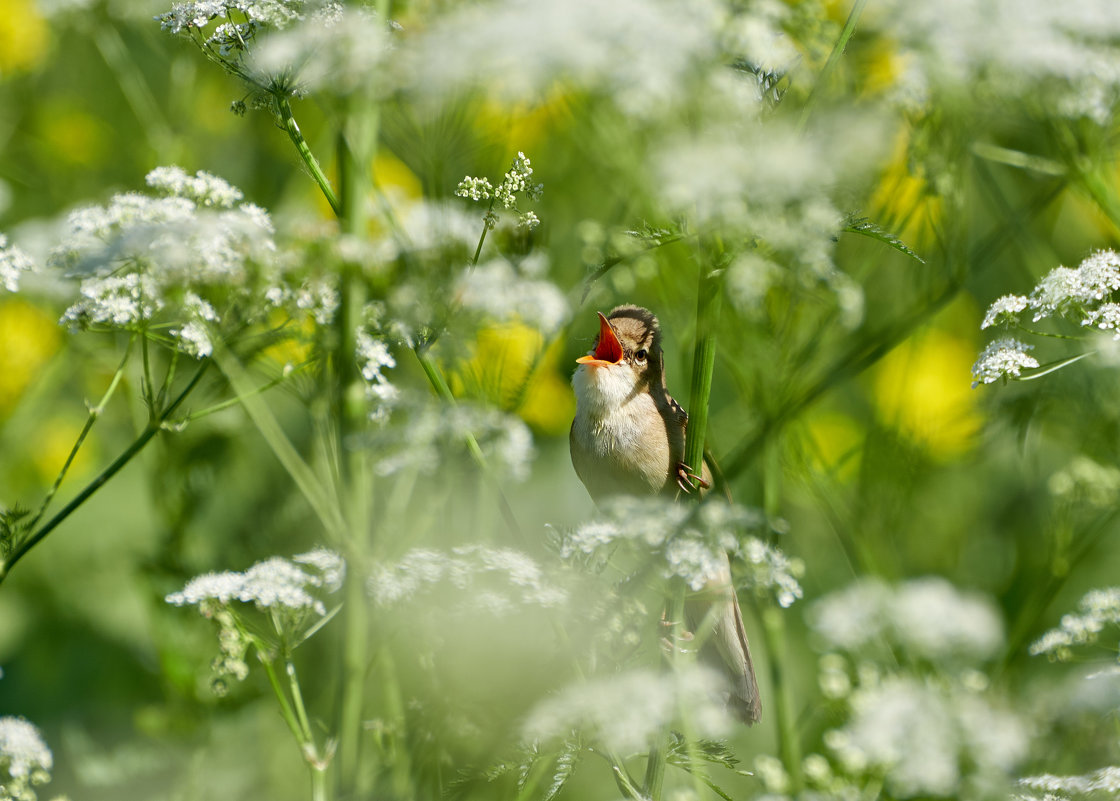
xmin=569 ymin=304 xmax=762 ymax=725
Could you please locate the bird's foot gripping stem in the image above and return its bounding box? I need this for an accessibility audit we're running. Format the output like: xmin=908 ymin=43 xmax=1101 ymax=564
xmin=676 ymin=463 xmax=711 ymax=495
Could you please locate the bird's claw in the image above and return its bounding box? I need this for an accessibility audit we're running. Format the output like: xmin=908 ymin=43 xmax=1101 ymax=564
xmin=676 ymin=463 xmax=711 ymax=494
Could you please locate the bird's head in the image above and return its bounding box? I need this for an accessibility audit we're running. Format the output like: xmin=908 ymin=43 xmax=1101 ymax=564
xmin=573 ymin=305 xmax=664 ymax=407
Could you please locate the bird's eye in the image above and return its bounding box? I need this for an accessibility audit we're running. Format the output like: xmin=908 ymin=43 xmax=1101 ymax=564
xmin=634 ymin=348 xmax=648 ymax=363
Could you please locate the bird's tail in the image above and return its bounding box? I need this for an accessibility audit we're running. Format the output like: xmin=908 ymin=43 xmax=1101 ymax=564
xmin=688 ymin=564 xmax=762 ymax=725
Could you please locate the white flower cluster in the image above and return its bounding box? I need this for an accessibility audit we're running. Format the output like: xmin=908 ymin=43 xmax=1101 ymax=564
xmin=971 ymin=337 xmax=1039 ymax=387
xmin=455 ymin=152 xmax=543 ymax=231
xmin=368 ymin=545 xmax=568 ymax=614
xmin=1020 ymin=766 xmax=1120 ymax=797
xmin=371 ymin=402 xmax=535 ymax=482
xmin=405 ymin=0 xmax=721 ymax=118
xmin=655 ymin=115 xmax=880 ymax=321
xmin=880 ymin=0 xmax=1120 ymax=123
xmin=356 ymin=330 xmax=397 ymax=423
xmin=52 ymin=167 xmax=276 ymax=359
xmin=981 ymin=251 xmax=1120 ymax=330
xmin=826 ymin=676 xmax=1027 ymax=799
xmin=455 ymin=257 xmax=569 ymax=335
xmin=1049 ymin=456 xmax=1120 ymax=509
xmin=522 ymin=665 xmax=731 ymax=755
xmin=166 ymin=547 xmax=345 ymax=616
xmin=146 ymin=165 xmax=244 ymax=207
xmin=1030 ymin=587 xmax=1120 ymax=660
xmin=980 ymin=294 xmax=1029 ymax=330
xmin=157 ymin=0 xmax=304 ymax=36
xmin=809 ymin=577 xmax=1005 ymax=665
xmin=250 ymin=4 xmax=391 ymax=95
xmin=0 ymin=717 xmax=52 ymax=801
xmin=562 ymin=498 xmax=801 ymax=603
xmin=0 ymin=235 xmax=33 ymax=294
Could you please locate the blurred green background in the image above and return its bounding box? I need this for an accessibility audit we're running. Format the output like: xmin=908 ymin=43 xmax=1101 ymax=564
xmin=3 ymin=0 xmax=1120 ymax=799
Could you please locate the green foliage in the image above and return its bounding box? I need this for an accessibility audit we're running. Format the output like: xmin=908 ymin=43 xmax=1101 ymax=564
xmin=1 ymin=0 xmax=1120 ymax=800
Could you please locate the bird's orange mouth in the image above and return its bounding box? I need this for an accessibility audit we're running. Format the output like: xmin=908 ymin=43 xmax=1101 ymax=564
xmin=576 ymin=311 xmax=624 ymax=367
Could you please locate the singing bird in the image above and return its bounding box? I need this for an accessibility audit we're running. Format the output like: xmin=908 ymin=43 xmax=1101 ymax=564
xmin=569 ymin=305 xmax=762 ymax=725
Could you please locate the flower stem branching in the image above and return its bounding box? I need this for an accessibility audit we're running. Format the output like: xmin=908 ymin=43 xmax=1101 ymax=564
xmin=0 ymin=358 xmax=211 ymax=584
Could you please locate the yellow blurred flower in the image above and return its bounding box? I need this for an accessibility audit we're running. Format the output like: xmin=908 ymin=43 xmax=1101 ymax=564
xmin=870 ymin=125 xmax=944 ymax=250
xmin=872 ymin=328 xmax=981 ymax=459
xmin=474 ymin=91 xmax=570 ymax=155
xmin=802 ymin=411 xmax=863 ymax=481
xmin=0 ymin=0 xmax=48 ymax=75
xmin=0 ymin=298 xmax=61 ymax=416
xmin=454 ymin=322 xmax=575 ymax=436
xmin=38 ymin=106 xmax=108 ymax=167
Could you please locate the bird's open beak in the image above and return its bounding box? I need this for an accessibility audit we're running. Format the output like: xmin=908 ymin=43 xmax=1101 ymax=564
xmin=576 ymin=312 xmax=624 ymax=367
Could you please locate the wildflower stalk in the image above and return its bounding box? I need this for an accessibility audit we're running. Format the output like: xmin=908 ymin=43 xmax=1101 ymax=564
xmin=797 ymin=0 xmax=868 ymax=132
xmin=644 ymin=577 xmax=687 ymax=801
xmin=276 ymin=95 xmax=341 ymax=217
xmin=0 ymin=358 xmax=211 ymax=584
xmin=25 ymin=337 xmax=134 ymax=533
xmin=760 ymin=604 xmax=803 ymax=791
xmin=335 ymin=118 xmax=374 ymax=799
xmin=259 ymin=652 xmax=330 ymax=801
xmin=471 ymin=197 xmax=496 ymax=266
xmin=683 ymin=251 xmax=722 ymax=478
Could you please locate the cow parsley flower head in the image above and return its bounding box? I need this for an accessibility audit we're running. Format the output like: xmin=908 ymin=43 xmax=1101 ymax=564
xmin=560 ymin=498 xmax=800 ymax=603
xmin=971 ymin=337 xmax=1039 ymax=387
xmin=52 ymin=167 xmax=276 ymax=355
xmin=1082 ymin=303 xmax=1120 ymax=338
xmin=1030 ymin=587 xmax=1120 ymax=660
xmin=167 ymin=549 xmax=344 ymax=691
xmin=1019 ymin=767 xmax=1120 ymax=797
xmin=371 ymin=401 xmax=535 ymax=482
xmin=456 ymin=152 xmax=543 ymax=233
xmin=249 ymin=4 xmax=392 ymax=96
xmin=355 ymin=330 xmax=397 ymax=423
xmin=0 ymin=235 xmax=34 ymax=293
xmin=167 ymin=549 xmax=344 ymax=616
xmin=810 ymin=577 xmax=1004 ymax=666
xmin=405 ymin=0 xmax=720 ymax=117
xmin=523 ymin=666 xmax=732 ymax=754
xmin=368 ymin=545 xmax=567 ymax=614
xmin=455 ymin=258 xmax=569 ymax=336
xmin=826 ymin=677 xmax=1027 ymax=799
xmin=1027 ymin=251 xmax=1120 ymax=321
xmin=0 ymin=717 xmax=52 ymax=801
xmin=146 ymin=165 xmax=243 ymax=207
xmin=981 ymin=294 xmax=1029 ymax=329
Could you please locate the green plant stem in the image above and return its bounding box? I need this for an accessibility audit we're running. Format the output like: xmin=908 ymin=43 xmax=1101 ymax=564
xmin=760 ymin=605 xmax=802 ymax=792
xmin=797 ymin=0 xmax=868 ymax=132
xmin=276 ymin=95 xmax=341 ymax=217
xmin=26 ymin=339 xmax=134 ymax=533
xmin=644 ymin=578 xmax=687 ymax=801
xmin=0 ymin=358 xmax=210 ymax=584
xmin=684 ymin=258 xmax=722 ymax=477
xmin=471 ymin=199 xmax=495 ymax=266
xmin=260 ymin=654 xmax=328 ymax=801
xmin=336 ymin=119 xmax=374 ymax=800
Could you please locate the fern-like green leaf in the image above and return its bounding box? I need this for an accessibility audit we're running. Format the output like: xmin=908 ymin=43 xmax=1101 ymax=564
xmin=842 ymin=215 xmax=926 ymax=264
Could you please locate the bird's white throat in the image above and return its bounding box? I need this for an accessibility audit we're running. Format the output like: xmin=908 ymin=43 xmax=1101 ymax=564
xmin=571 ymin=362 xmax=639 ymax=416
xmin=571 ymin=362 xmax=655 ymax=456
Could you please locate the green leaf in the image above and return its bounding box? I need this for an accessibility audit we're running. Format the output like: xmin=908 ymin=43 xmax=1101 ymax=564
xmin=842 ymin=215 xmax=926 ymax=264
xmin=543 ymin=737 xmax=582 ymax=801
